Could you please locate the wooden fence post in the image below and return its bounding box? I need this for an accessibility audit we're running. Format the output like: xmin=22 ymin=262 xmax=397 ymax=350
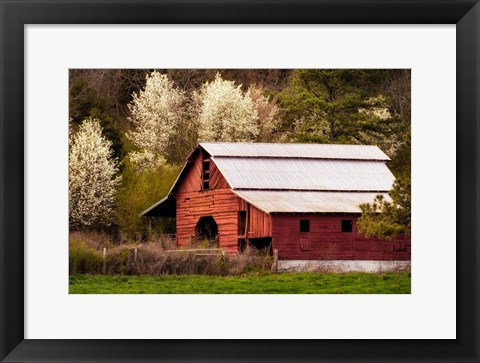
xmin=272 ymin=249 xmax=278 ymax=273
xmin=222 ymin=250 xmax=226 ymax=275
xmin=134 ymin=248 xmax=138 ymax=262
xmin=102 ymin=247 xmax=107 ymax=275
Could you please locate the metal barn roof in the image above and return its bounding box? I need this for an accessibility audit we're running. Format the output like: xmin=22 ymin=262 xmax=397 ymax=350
xmin=200 ymin=142 xmax=390 ymax=161
xmin=141 ymin=142 xmax=394 ymax=216
xmin=212 ymin=158 xmax=394 ymax=191
xmin=232 ymin=191 xmax=390 ymax=214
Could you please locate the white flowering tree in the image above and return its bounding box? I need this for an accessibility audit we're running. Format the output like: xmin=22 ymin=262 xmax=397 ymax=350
xmin=126 ymin=71 xmax=185 ymax=172
xmin=197 ymin=73 xmax=259 ymax=142
xmin=69 ymin=118 xmax=121 ymax=229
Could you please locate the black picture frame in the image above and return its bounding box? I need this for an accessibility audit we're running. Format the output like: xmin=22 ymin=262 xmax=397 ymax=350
xmin=1 ymin=1 xmax=478 ymax=362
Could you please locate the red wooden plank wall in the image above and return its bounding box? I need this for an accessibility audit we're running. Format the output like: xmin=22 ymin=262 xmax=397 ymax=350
xmin=210 ymin=159 xmax=229 ymax=189
xmin=243 ymin=203 xmax=272 ymax=239
xmin=176 ymin=189 xmax=239 ymax=253
xmin=175 ymin=151 xmax=203 ymax=195
xmin=174 ymin=150 xmax=239 ymax=253
xmin=271 ymin=215 xmax=411 ymax=261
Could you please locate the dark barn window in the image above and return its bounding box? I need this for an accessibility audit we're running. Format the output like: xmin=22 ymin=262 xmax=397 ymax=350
xmin=341 ymin=219 xmax=353 ymax=232
xmin=238 ymin=211 xmax=246 ymax=235
xmin=202 ymin=158 xmax=210 ymax=190
xmin=300 ymin=219 xmax=310 ymax=232
xmin=203 ymin=160 xmax=210 ymax=172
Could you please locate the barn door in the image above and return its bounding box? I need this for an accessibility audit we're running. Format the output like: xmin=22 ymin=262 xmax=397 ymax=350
xmin=195 ymin=216 xmax=219 ymax=246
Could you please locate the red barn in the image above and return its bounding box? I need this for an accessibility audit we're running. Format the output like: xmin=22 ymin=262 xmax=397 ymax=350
xmin=142 ymin=142 xmax=410 ymax=272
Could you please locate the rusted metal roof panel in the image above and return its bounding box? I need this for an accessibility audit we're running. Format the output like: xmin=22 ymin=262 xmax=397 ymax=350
xmin=200 ymin=142 xmax=389 ymax=161
xmin=212 ymin=158 xmax=394 ymax=191
xmin=232 ymin=190 xmax=390 ymax=214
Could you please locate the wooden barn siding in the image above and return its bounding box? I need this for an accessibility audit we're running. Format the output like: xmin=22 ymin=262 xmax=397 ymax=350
xmin=175 ymin=150 xmax=238 ymax=253
xmin=176 ymin=151 xmax=229 ymax=195
xmin=271 ymin=215 xmax=411 ymax=261
xmin=175 ymin=151 xmax=202 ymax=195
xmin=238 ymin=199 xmax=272 ymax=238
xmin=209 ymin=159 xmax=230 ymax=189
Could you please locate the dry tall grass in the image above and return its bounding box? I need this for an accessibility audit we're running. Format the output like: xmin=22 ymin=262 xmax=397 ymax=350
xmin=69 ymin=231 xmax=272 ymax=276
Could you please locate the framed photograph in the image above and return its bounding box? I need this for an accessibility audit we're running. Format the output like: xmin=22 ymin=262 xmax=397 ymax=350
xmin=1 ymin=0 xmax=478 ymax=362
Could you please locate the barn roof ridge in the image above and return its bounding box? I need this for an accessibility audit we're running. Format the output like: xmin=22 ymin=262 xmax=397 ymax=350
xmin=200 ymin=141 xmax=383 ymax=147
xmin=211 ymin=155 xmax=389 ymax=162
xmin=199 ymin=142 xmax=390 ymax=161
xmin=231 ymin=188 xmax=391 ymax=192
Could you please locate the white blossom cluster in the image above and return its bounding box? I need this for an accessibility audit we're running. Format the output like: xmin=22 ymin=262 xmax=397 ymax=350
xmin=197 ymin=73 xmax=259 ymax=142
xmin=69 ymin=118 xmax=121 ymax=229
xmin=126 ymin=72 xmax=280 ymax=173
xmin=126 ymin=71 xmax=185 ymax=172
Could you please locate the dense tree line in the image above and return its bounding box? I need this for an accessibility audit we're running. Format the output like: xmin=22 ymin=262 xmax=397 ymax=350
xmin=69 ymin=69 xmax=411 ymax=240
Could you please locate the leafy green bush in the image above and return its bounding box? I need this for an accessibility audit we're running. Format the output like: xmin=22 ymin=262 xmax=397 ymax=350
xmin=115 ymin=160 xmax=180 ymax=237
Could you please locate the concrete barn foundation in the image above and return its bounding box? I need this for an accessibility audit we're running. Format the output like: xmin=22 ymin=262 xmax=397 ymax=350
xmin=278 ymin=260 xmax=411 ymax=273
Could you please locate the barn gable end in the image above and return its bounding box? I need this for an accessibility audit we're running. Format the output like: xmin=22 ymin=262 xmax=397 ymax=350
xmin=174 ymin=148 xmax=239 ymax=251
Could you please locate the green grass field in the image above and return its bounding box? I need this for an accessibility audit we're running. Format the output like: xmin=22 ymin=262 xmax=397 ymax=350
xmin=69 ymin=272 xmax=410 ymax=294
